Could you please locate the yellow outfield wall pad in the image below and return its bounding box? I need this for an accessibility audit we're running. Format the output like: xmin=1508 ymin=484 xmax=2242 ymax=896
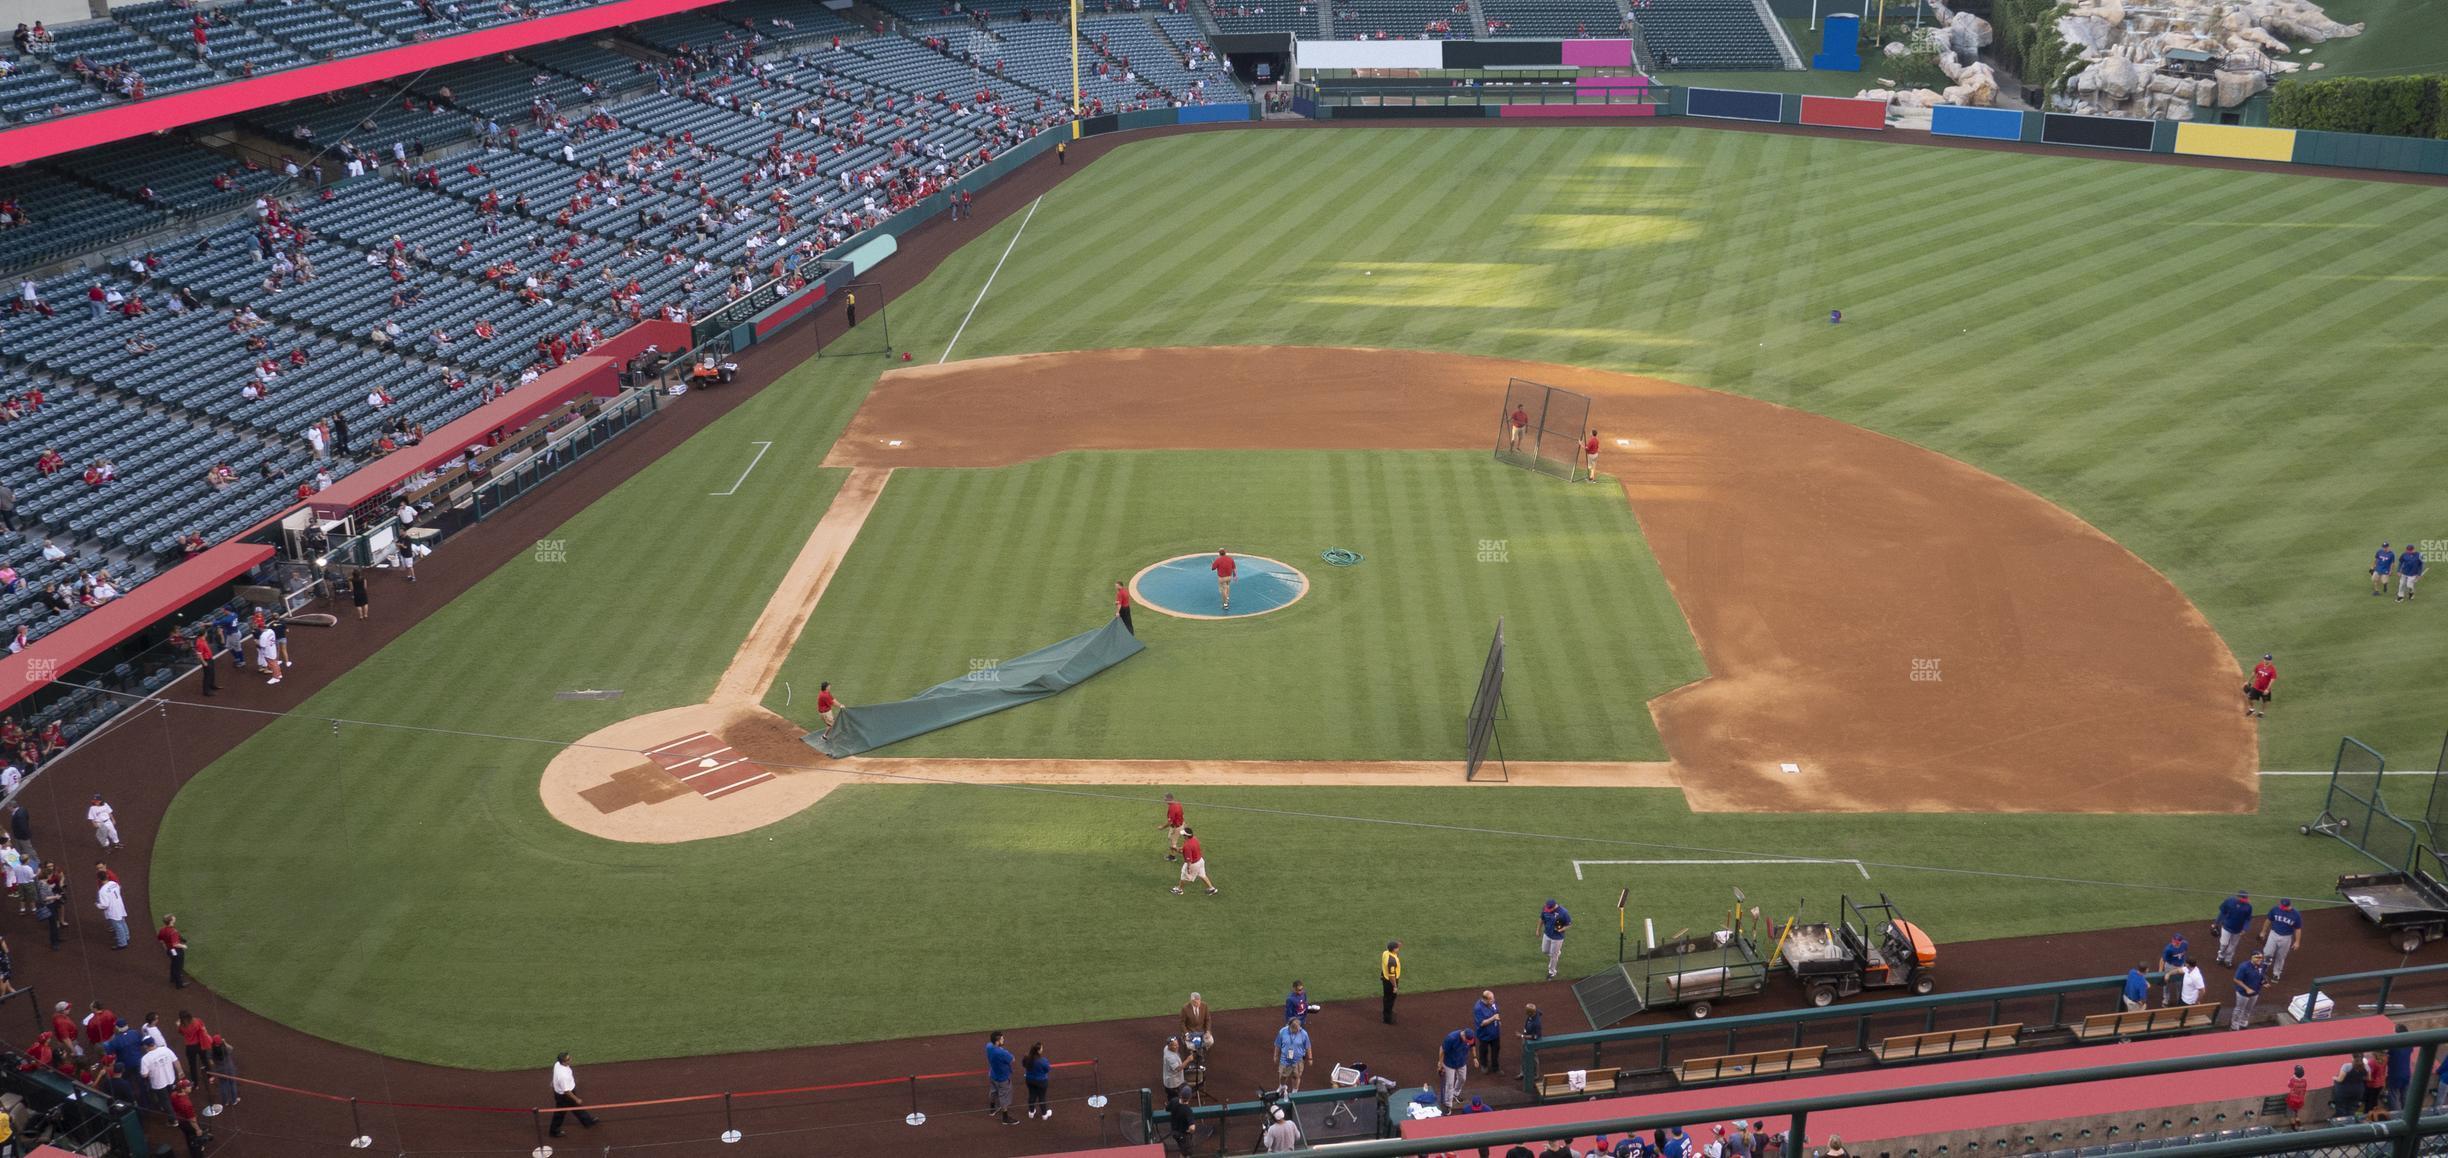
xmin=2173 ymin=123 xmax=2298 ymax=162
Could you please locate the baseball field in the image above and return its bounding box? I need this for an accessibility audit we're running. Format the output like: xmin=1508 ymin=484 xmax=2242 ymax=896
xmin=151 ymin=123 xmax=2448 ymax=1074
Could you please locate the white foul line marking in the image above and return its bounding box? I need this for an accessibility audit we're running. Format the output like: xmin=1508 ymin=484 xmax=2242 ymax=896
xmin=939 ymin=195 xmax=1042 ymax=365
xmin=1573 ymin=858 xmax=1870 ymax=881
xmin=711 ymin=441 xmax=774 ymax=497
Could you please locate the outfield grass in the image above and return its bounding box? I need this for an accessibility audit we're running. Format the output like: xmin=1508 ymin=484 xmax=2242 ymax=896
xmin=2291 ymin=0 xmax=2448 ymax=78
xmin=763 ymin=451 xmax=1702 ymax=760
xmin=157 ymin=125 xmax=2448 ymax=1067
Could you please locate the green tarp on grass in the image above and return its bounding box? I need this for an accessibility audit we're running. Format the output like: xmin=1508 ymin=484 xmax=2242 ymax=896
xmin=805 ymin=619 xmax=1146 ymax=757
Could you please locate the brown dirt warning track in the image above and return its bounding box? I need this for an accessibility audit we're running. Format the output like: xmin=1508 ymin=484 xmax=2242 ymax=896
xmin=828 ymin=346 xmax=2256 ymax=814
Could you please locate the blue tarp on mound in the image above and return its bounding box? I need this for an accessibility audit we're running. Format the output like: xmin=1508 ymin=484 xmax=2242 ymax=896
xmin=805 ymin=619 xmax=1146 ymax=757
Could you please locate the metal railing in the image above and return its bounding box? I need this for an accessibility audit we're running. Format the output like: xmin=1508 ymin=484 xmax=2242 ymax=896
xmin=2304 ymin=962 xmax=2448 ymax=1024
xmin=1345 ymin=1027 xmax=2448 ymax=1158
xmin=1522 ymin=974 xmax=2133 ymax=1092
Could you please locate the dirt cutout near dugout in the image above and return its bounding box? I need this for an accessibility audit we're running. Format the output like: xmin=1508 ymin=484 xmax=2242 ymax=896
xmin=829 ymin=346 xmax=2256 ymax=814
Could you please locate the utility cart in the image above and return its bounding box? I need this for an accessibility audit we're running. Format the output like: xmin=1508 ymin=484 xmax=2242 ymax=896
xmin=1774 ymin=893 xmax=1938 ymax=1007
xmin=2339 ymin=846 xmax=2448 ymax=954
xmin=1570 ymin=893 xmax=1771 ymax=1025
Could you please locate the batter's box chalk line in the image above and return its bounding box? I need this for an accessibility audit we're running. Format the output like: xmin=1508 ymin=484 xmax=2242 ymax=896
xmin=1572 ymin=858 xmax=1870 ymax=881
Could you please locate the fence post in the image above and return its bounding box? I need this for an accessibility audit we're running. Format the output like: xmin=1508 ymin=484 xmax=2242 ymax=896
xmin=2396 ymin=1041 xmax=2437 ymax=1158
xmin=1790 ymin=1108 xmax=1810 ymax=1157
xmin=2382 ymin=976 xmax=2397 ymax=1014
xmin=348 ymin=1096 xmax=368 ymax=1148
xmin=721 ymin=1091 xmax=740 ymax=1143
xmin=533 ymin=1108 xmax=551 ymax=1155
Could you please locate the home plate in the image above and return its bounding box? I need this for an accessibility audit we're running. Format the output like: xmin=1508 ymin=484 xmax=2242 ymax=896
xmin=698 ymin=757 xmax=720 ymax=769
xmin=1779 ymin=762 xmax=1801 ymax=775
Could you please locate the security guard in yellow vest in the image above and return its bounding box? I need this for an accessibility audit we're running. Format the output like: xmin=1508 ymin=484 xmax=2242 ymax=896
xmin=1380 ymin=940 xmax=1403 ymax=1025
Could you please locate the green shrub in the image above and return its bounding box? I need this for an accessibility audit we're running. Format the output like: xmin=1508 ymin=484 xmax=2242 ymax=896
xmin=2271 ymin=74 xmax=2444 ymax=137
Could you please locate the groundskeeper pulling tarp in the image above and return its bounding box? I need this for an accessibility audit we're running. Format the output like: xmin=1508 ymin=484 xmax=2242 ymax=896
xmin=804 ymin=619 xmax=1146 ymax=757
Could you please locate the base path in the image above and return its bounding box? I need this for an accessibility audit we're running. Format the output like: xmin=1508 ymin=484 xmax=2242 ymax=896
xmin=828 ymin=346 xmax=2255 ymax=814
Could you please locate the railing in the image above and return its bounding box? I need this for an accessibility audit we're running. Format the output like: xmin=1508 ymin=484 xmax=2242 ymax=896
xmin=1521 ymin=974 xmax=2131 ymax=1093
xmin=467 ymin=385 xmax=662 ymax=519
xmin=1355 ymin=1027 xmax=2448 ymax=1158
xmin=2303 ymin=961 xmax=2448 ymax=1023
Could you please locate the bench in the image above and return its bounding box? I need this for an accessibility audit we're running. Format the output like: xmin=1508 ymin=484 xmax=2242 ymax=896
xmin=1672 ymin=1044 xmax=1828 ymax=1085
xmin=1536 ymin=1068 xmax=1621 ymax=1100
xmin=1870 ymin=1022 xmax=2023 ymax=1063
xmin=2072 ymin=1003 xmax=2220 ymax=1043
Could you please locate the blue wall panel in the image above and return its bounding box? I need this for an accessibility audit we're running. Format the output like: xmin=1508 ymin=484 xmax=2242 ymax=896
xmin=1178 ymin=102 xmax=1253 ymax=124
xmin=1685 ymin=87 xmax=1782 ymax=122
xmin=1929 ymin=104 xmax=2023 ymax=141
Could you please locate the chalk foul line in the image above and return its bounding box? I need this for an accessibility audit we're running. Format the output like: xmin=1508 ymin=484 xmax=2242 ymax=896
xmin=710 ymin=441 xmax=774 ymax=496
xmin=1572 ymin=858 xmax=1870 ymax=881
xmin=939 ymin=195 xmax=1042 ymax=365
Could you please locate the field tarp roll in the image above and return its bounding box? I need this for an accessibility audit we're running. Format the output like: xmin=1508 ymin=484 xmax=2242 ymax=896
xmin=806 ymin=620 xmax=1147 ymax=757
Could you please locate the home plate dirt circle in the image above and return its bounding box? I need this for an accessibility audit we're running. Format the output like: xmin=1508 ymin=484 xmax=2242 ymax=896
xmin=537 ymin=346 xmax=2256 ymax=844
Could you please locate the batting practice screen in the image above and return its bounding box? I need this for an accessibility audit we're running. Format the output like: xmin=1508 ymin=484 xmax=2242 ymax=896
xmin=1464 ymin=617 xmax=1506 ymax=781
xmin=1494 ymin=378 xmax=1593 ymax=481
xmin=818 ymin=281 xmax=891 ymax=358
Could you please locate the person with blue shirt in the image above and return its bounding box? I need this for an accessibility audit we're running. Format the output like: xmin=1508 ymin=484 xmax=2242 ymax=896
xmin=2399 ymin=545 xmax=2425 ymax=602
xmin=1472 ymin=990 xmax=1504 ymax=1073
xmin=2260 ymin=898 xmax=2306 ymax=981
xmin=2122 ymin=963 xmax=2150 ymax=1013
xmin=2230 ymin=954 xmax=2266 ymax=1030
xmin=2215 ymin=890 xmax=2254 ymax=967
xmin=985 ymin=1030 xmax=1018 ymax=1125
xmin=1662 ymin=1124 xmax=1691 ymax=1158
xmin=1022 ymin=1042 xmax=1053 ymax=1121
xmin=1274 ymin=1018 xmax=1312 ymax=1094
xmin=1438 ymin=1026 xmax=1472 ymax=1110
xmin=2159 ymin=933 xmax=2190 ymax=1005
xmin=1540 ymin=899 xmax=1573 ymax=980
xmin=106 ymin=1019 xmax=145 ymax=1081
xmin=2387 ymin=1026 xmax=2414 ymax=1111
xmin=1284 ymin=980 xmax=1318 ymax=1029
xmin=2373 ymin=542 xmax=2397 ymax=597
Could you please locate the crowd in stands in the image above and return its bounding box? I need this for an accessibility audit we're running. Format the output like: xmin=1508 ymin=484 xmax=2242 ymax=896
xmin=0 ymin=0 xmax=1248 ymax=687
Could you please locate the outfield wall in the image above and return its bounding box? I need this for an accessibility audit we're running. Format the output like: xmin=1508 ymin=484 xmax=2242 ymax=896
xmin=1302 ymin=82 xmax=2448 ymax=179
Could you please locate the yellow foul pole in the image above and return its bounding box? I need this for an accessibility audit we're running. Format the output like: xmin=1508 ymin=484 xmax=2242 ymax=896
xmin=1070 ymin=0 xmax=1082 ymax=137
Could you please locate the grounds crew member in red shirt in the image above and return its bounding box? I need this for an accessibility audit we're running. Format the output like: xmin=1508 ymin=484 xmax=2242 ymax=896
xmin=1211 ymin=548 xmax=1236 ymax=611
xmin=157 ymin=914 xmax=189 ymax=988
xmin=1507 ymin=405 xmax=1529 ymax=453
xmin=2245 ymin=654 xmax=2276 ymax=718
xmin=191 ymin=630 xmax=216 ymax=696
xmin=1162 ymin=793 xmax=1184 ymax=861
xmin=1173 ymin=827 xmax=1216 ymax=895
xmin=816 ymin=681 xmax=841 ymax=737
xmin=1115 ymin=579 xmax=1134 ymax=635
xmin=1582 ymin=430 xmax=1602 ymax=483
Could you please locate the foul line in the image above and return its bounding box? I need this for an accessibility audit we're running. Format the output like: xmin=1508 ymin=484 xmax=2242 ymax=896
xmin=710 ymin=442 xmax=774 ymax=496
xmin=1573 ymin=858 xmax=1870 ymax=881
xmin=939 ymin=195 xmax=1041 ymax=365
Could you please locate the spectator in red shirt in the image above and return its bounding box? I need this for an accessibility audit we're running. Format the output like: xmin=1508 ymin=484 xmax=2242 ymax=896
xmin=34 ymin=448 xmax=63 ymax=475
xmin=50 ymin=1003 xmax=82 ymax=1062
xmin=1582 ymin=429 xmax=1602 ymax=484
xmin=175 ymin=1010 xmax=209 ymax=1075
xmin=170 ymin=1080 xmax=207 ymax=1158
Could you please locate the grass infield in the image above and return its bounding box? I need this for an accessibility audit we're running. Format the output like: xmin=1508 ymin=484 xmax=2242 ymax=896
xmin=156 ymin=125 xmax=2448 ymax=1067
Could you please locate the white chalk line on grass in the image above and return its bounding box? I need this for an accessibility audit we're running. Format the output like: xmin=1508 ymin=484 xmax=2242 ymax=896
xmin=939 ymin=195 xmax=1042 ymax=365
xmin=1573 ymin=858 xmax=1870 ymax=881
xmin=709 ymin=441 xmax=773 ymax=496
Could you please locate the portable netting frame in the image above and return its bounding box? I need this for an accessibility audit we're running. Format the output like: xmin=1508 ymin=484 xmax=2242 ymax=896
xmin=1464 ymin=617 xmax=1508 ymax=782
xmin=2309 ymin=736 xmax=2425 ymax=871
xmin=1493 ymin=377 xmax=1594 ymax=481
xmin=818 ymin=280 xmax=891 ymax=357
